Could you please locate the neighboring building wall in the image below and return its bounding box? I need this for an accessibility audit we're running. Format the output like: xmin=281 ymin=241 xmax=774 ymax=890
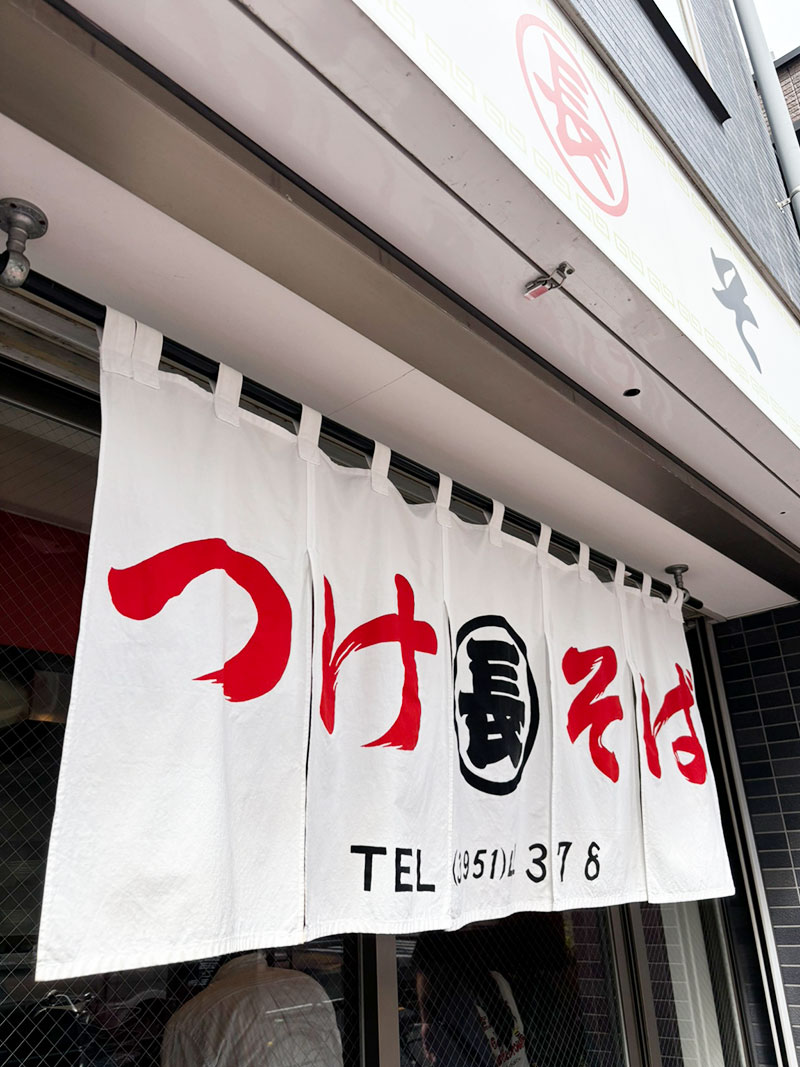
xmin=561 ymin=0 xmax=800 ymax=309
xmin=757 ymin=49 xmax=800 ymax=153
xmin=776 ymin=52 xmax=800 ymax=130
xmin=715 ymin=605 xmax=800 ymax=1054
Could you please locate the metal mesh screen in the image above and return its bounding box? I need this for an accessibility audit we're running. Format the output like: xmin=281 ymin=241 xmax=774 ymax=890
xmin=0 ymin=397 xmax=359 ymax=1067
xmin=639 ymin=901 xmax=748 ymax=1067
xmin=396 ymin=911 xmax=627 ymax=1067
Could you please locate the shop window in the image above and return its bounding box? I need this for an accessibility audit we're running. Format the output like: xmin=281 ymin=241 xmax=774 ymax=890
xmin=651 ymin=0 xmax=710 ymax=74
xmin=636 ymin=0 xmax=729 ymax=121
xmin=639 ymin=901 xmax=749 ymax=1067
xmin=396 ymin=913 xmax=626 ymax=1067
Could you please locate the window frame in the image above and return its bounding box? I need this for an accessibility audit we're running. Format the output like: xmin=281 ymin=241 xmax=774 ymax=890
xmin=636 ymin=0 xmax=731 ymax=123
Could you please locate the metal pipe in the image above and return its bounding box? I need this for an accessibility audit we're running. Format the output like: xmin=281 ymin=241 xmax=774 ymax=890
xmin=730 ymin=0 xmax=800 ymax=231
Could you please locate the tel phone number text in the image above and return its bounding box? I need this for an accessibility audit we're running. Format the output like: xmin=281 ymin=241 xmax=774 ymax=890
xmin=452 ymin=840 xmax=601 ymax=885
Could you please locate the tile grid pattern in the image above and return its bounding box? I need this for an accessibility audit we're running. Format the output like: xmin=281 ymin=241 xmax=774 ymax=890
xmin=759 ymin=54 xmax=800 ymax=133
xmin=777 ymin=56 xmax=800 ymax=129
xmin=715 ymin=603 xmax=800 ymax=1057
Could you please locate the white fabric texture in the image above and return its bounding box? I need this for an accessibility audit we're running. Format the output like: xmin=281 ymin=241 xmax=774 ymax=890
xmin=37 ymin=340 xmax=311 ymax=979
xmin=36 ymin=315 xmax=734 ymax=977
xmin=446 ymin=516 xmax=552 ymax=921
xmin=622 ymin=586 xmax=734 ymax=901
xmin=305 ymin=453 xmax=451 ymax=936
xmin=161 ymin=954 xmax=343 ymax=1067
xmin=543 ymin=557 xmax=646 ymax=909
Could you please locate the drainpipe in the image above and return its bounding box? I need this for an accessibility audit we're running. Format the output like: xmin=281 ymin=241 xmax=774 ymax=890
xmin=730 ymin=0 xmax=800 ymax=232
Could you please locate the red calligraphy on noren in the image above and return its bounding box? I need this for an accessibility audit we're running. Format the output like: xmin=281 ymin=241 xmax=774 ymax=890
xmin=640 ymin=665 xmax=707 ymax=785
xmin=562 ymin=646 xmax=624 ymax=783
xmin=535 ymin=38 xmax=613 ymax=199
xmin=320 ymin=573 xmax=437 ymax=751
xmin=108 ymin=538 xmax=292 ymax=702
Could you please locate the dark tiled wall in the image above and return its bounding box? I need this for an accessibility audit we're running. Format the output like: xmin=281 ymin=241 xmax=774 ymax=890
xmin=640 ymin=903 xmax=684 ymax=1067
xmin=725 ymin=881 xmax=781 ymax=1067
xmin=715 ymin=603 xmax=800 ymax=1054
xmin=571 ymin=910 xmax=627 ymax=1067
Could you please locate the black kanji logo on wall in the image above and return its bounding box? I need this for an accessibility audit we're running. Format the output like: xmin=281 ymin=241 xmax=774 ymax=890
xmin=453 ymin=616 xmax=538 ymax=794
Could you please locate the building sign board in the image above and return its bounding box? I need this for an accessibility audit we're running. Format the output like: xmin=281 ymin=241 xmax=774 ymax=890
xmin=36 ymin=313 xmax=732 ymax=980
xmin=351 ymin=0 xmax=800 ymax=449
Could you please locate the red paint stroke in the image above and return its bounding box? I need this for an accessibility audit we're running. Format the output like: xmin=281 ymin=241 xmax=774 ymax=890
xmin=320 ymin=574 xmax=437 ymax=750
xmin=563 ymin=645 xmax=623 ymax=783
xmin=641 ymin=665 xmax=707 ymax=784
xmin=108 ymin=538 xmax=291 ymax=702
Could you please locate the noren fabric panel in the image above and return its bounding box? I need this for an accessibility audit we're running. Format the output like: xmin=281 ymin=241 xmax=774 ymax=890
xmin=37 ymin=312 xmax=732 ymax=979
xmin=37 ymin=342 xmax=311 ymax=979
xmin=543 ymin=558 xmax=646 ymax=909
xmin=305 ymin=455 xmax=451 ymax=937
xmin=624 ymin=588 xmax=733 ymax=901
xmin=445 ymin=517 xmax=552 ymax=920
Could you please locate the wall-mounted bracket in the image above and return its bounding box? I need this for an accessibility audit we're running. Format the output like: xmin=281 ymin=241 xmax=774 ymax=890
xmin=523 ymin=261 xmax=575 ymax=300
xmin=0 ymin=198 xmax=48 ymax=288
xmin=665 ymin=563 xmax=691 ymax=603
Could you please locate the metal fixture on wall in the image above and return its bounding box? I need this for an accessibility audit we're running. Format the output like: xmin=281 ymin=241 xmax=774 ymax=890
xmin=524 ymin=261 xmax=575 ymax=299
xmin=666 ymin=562 xmax=691 ymax=602
xmin=0 ymin=198 xmax=48 ymax=288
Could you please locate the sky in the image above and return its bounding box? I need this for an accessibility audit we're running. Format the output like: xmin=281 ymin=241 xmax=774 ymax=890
xmin=753 ymin=0 xmax=800 ymax=59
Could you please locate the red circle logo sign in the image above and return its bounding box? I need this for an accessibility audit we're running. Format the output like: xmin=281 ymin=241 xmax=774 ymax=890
xmin=516 ymin=15 xmax=629 ymax=217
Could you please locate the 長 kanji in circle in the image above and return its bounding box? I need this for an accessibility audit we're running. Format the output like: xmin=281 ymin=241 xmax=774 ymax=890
xmin=516 ymin=15 xmax=629 ymax=217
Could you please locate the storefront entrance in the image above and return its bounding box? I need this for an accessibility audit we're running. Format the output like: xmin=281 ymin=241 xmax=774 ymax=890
xmin=0 ymin=308 xmax=779 ymax=1067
